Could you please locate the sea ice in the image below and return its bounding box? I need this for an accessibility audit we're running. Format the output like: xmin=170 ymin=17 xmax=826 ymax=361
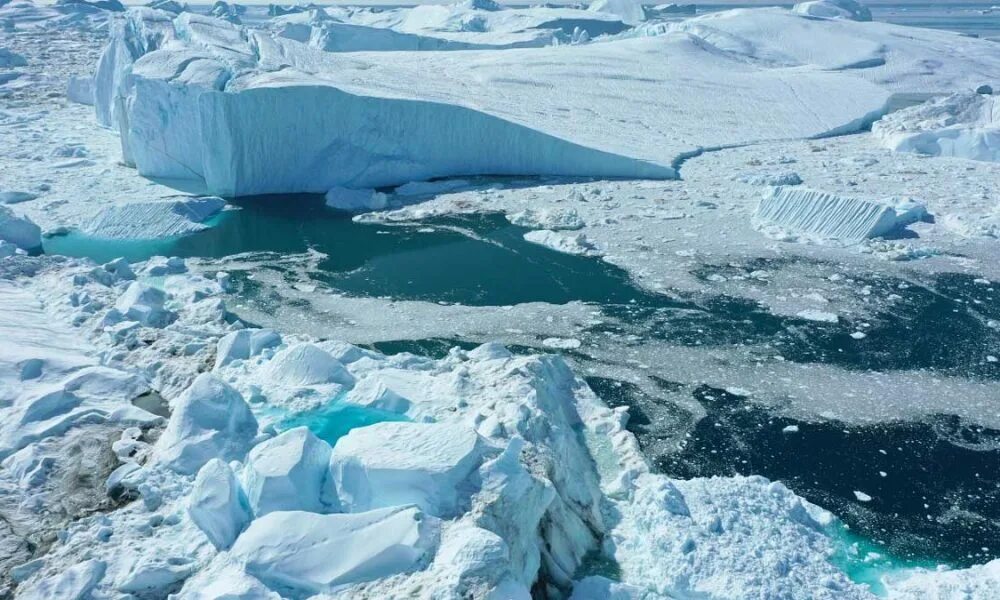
xmin=154 ymin=373 xmax=259 ymax=474
xmin=331 ymin=421 xmax=485 ymax=517
xmin=230 ymin=506 xmax=440 ymax=595
xmin=872 ymin=92 xmax=1000 ymax=162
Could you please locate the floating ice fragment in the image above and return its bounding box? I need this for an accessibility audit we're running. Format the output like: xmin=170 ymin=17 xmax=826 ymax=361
xmin=79 ymin=197 xmax=226 ymax=240
xmin=792 ymin=0 xmax=872 ymax=21
xmin=324 ymin=186 xmax=388 ymax=212
xmin=853 ymin=490 xmax=872 ymax=502
xmin=0 ymin=206 xmax=41 ymax=250
xmin=796 ymin=309 xmax=839 ymax=323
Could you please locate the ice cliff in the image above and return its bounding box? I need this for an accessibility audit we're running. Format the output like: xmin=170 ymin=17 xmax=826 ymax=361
xmin=87 ymin=6 xmax=1000 ymax=197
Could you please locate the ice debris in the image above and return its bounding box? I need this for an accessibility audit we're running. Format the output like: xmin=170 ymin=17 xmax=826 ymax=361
xmin=188 ymin=458 xmax=253 ymax=550
xmin=214 ymin=328 xmax=282 ymax=369
xmin=872 ymin=92 xmax=999 ymax=163
xmin=242 ymin=426 xmax=338 ymax=516
xmin=324 ymin=186 xmax=389 ymax=212
xmin=507 ymin=207 xmax=585 ymax=230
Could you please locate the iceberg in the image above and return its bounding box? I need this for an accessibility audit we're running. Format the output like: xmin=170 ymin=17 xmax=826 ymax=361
xmin=92 ymin=9 xmax=949 ymax=197
xmin=0 ymin=206 xmax=41 ymax=250
xmin=230 ymin=506 xmax=440 ymax=595
xmin=78 ymin=197 xmax=225 ymax=239
xmin=188 ymin=458 xmax=253 ymax=550
xmin=755 ymin=187 xmax=927 ymax=242
xmin=872 ymin=92 xmax=1000 ymax=162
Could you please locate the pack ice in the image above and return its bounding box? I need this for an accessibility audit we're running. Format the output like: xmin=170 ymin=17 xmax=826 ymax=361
xmin=90 ymin=6 xmax=998 ymax=197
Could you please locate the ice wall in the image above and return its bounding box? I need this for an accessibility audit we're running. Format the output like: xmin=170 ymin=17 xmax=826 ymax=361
xmin=755 ymin=187 xmax=924 ymax=242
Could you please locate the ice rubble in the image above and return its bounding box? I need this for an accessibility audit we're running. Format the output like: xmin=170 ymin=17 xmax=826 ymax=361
xmin=89 ymin=6 xmax=1000 ymax=196
xmin=78 ymin=196 xmax=226 ymax=239
xmin=872 ymin=92 xmax=1000 ymax=163
xmin=792 ymin=0 xmax=872 ymax=22
xmin=755 ymin=186 xmax=927 ymax=242
xmin=2 ymin=255 xmax=998 ymax=598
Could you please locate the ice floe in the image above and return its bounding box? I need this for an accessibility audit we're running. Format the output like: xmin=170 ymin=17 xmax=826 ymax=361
xmin=78 ymin=197 xmax=226 ymax=240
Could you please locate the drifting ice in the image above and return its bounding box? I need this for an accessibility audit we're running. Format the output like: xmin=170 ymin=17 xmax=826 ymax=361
xmin=755 ymin=187 xmax=927 ymax=242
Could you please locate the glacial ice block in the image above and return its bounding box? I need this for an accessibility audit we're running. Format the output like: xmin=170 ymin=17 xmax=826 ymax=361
xmin=330 ymin=421 xmax=485 ymax=517
xmin=755 ymin=187 xmax=925 ymax=242
xmin=230 ymin=506 xmax=440 ymax=595
xmin=188 ymin=458 xmax=253 ymax=550
xmin=100 ymin=9 xmax=921 ymax=196
xmin=242 ymin=426 xmax=338 ymax=516
xmin=79 ymin=197 xmax=225 ymax=239
xmin=155 ymin=373 xmax=258 ymax=474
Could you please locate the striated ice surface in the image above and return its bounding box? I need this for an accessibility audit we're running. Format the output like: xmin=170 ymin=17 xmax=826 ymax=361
xmin=78 ymin=197 xmax=225 ymax=240
xmin=755 ymin=187 xmax=925 ymax=242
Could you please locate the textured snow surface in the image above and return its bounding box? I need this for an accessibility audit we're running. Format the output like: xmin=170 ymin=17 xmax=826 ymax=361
xmin=755 ymin=186 xmax=925 ymax=242
xmin=873 ymin=92 xmax=1000 ymax=162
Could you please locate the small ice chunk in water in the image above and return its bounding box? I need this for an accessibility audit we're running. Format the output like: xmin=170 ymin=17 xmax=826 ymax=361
xmin=324 ymin=187 xmax=388 ymax=212
xmin=0 ymin=206 xmax=41 ymax=250
xmin=853 ymin=490 xmax=873 ymax=502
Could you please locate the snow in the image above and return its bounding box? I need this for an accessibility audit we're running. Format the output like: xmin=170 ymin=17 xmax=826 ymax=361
xmin=78 ymin=197 xmax=225 ymax=239
xmin=330 ymin=421 xmax=485 ymax=517
xmin=188 ymin=458 xmax=253 ymax=550
xmin=229 ymin=506 xmax=441 ymax=596
xmin=0 ymin=206 xmax=41 ymax=250
xmin=873 ymin=92 xmax=1000 ymax=163
xmin=755 ymin=187 xmax=926 ymax=243
xmin=154 ymin=373 xmax=259 ymax=474
xmin=793 ymin=0 xmax=873 ymax=22
xmin=242 ymin=426 xmax=338 ymax=516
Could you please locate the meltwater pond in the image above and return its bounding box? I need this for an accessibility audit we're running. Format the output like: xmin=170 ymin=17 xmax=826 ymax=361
xmin=42 ymin=193 xmax=1000 ymax=580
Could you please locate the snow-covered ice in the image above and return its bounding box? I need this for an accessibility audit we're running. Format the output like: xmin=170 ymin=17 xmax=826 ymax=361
xmin=873 ymin=92 xmax=1000 ymax=162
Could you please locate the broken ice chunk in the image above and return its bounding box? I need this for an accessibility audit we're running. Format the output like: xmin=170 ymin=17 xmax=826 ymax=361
xmin=155 ymin=373 xmax=259 ymax=474
xmin=755 ymin=187 xmax=926 ymax=242
xmin=230 ymin=506 xmax=440 ymax=595
xmin=188 ymin=458 xmax=253 ymax=550
xmin=330 ymin=421 xmax=485 ymax=518
xmin=242 ymin=427 xmax=338 ymax=516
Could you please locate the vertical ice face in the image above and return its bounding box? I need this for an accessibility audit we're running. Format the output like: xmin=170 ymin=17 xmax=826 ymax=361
xmin=754 ymin=187 xmax=925 ymax=242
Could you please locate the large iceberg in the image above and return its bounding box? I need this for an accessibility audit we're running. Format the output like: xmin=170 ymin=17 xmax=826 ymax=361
xmin=87 ymin=7 xmax=1000 ymax=197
